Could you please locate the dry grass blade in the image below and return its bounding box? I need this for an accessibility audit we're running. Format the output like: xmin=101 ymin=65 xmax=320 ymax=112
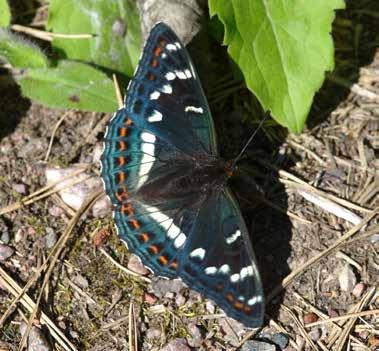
xmin=306 ymin=308 xmax=379 ymax=327
xmin=282 ymin=305 xmax=319 ymax=351
xmin=333 ymin=288 xmax=376 ymax=351
xmin=262 ymin=161 xmax=373 ymax=213
xmin=293 ymin=291 xmax=368 ymax=349
xmin=0 ymin=165 xmax=90 ymax=215
xmin=45 ymin=111 xmax=70 ymax=162
xmin=11 ymin=24 xmax=93 ymax=41
xmin=267 ymin=208 xmax=378 ymax=302
xmin=99 ymin=248 xmax=151 ymax=283
xmin=113 ymin=74 xmax=124 ymax=108
xmin=18 ymin=190 xmax=104 ymax=351
xmin=129 ymin=301 xmax=138 ymax=351
xmin=0 ymin=267 xmax=78 ymax=351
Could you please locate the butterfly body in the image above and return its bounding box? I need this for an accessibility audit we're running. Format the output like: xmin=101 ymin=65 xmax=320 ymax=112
xmin=101 ymin=23 xmax=264 ymax=327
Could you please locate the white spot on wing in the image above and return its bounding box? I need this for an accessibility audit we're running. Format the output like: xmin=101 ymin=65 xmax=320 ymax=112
xmin=165 ymin=72 xmax=176 ymax=81
xmin=161 ymin=53 xmax=167 ymax=59
xmin=167 ymin=224 xmax=181 ymax=239
xmin=166 ymin=43 xmax=177 ymax=51
xmin=225 ymin=229 xmax=241 ymax=245
xmin=247 ymin=296 xmax=258 ymax=306
xmin=240 ymin=265 xmax=254 ymax=280
xmin=184 ymin=106 xmax=204 ymax=114
xmin=150 ymin=91 xmax=160 ymax=100
xmin=147 ymin=110 xmax=163 ymax=122
xmin=230 ymin=273 xmax=240 ymax=283
xmin=205 ymin=266 xmax=217 ymax=275
xmin=138 ymin=133 xmax=156 ymax=186
xmin=141 ymin=132 xmax=156 ymax=143
xmin=161 ymin=84 xmax=172 ymax=94
xmin=175 ymin=70 xmax=188 ymax=80
xmin=189 ymin=248 xmax=206 ymax=260
xmin=219 ymin=264 xmax=230 ymax=275
xmin=174 ymin=233 xmax=186 ymax=248
xmin=184 ymin=69 xmax=192 ymax=78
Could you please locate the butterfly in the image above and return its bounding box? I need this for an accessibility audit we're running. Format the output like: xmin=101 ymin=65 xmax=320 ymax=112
xmin=101 ymin=22 xmax=264 ymax=327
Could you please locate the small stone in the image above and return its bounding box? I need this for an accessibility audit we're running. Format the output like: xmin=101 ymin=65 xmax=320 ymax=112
xmin=220 ymin=318 xmax=245 ymax=346
xmin=0 ymin=244 xmax=14 ymax=261
xmin=272 ymin=333 xmax=289 ymax=349
xmin=19 ymin=323 xmax=52 ymax=351
xmin=13 ymin=183 xmax=27 ymax=194
xmin=160 ymin=338 xmax=191 ymax=351
xmin=92 ymin=228 xmax=110 ymax=247
xmin=241 ymin=340 xmax=275 ymax=351
xmin=338 ymin=265 xmax=357 ymax=292
xmin=164 ymin=292 xmax=174 ymax=299
xmin=48 ymin=205 xmax=64 ymax=217
xmin=144 ymin=292 xmax=158 ymax=305
xmin=352 ymin=282 xmax=365 ymax=298
xmin=73 ymin=274 xmax=89 ymax=289
xmin=1 ymin=231 xmax=10 ymax=244
xmin=44 ymin=228 xmax=57 ymax=249
xmin=175 ymin=293 xmax=186 ymax=306
xmin=15 ymin=227 xmax=25 ymax=243
xmin=146 ymin=327 xmax=161 ymax=339
xmin=92 ymin=143 xmax=104 ymax=164
xmin=205 ymin=300 xmax=215 ymax=314
xmin=112 ymin=18 xmax=127 ymax=37
xmin=303 ymin=312 xmax=318 ymax=324
xmin=328 ymin=307 xmax=339 ymax=318
xmin=151 ymin=277 xmax=184 ymax=298
xmin=127 ymin=254 xmax=149 ymax=275
xmin=309 ymin=327 xmax=321 ymax=342
xmin=187 ymin=323 xmax=202 ymax=347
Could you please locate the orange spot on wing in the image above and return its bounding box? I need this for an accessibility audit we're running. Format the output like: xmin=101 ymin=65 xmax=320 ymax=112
xmin=121 ymin=203 xmax=134 ymax=216
xmin=125 ymin=118 xmax=133 ymax=126
xmin=151 ymin=58 xmax=159 ymax=68
xmin=170 ymin=260 xmax=178 ymax=270
xmin=158 ymin=255 xmax=168 ymax=266
xmin=115 ymin=187 xmax=128 ymax=202
xmin=118 ymin=141 xmax=127 ymax=151
xmin=148 ymin=245 xmax=159 ymax=255
xmin=129 ymin=219 xmax=140 ymax=229
xmin=116 ymin=172 xmax=126 ymax=184
xmin=139 ymin=232 xmax=149 ymax=243
xmin=153 ymin=46 xmax=162 ymax=57
xmin=225 ymin=293 xmax=234 ymax=303
xmin=118 ymin=127 xmax=129 ymax=137
xmin=116 ymin=157 xmax=126 ymax=167
xmin=234 ymin=301 xmax=244 ymax=310
xmin=243 ymin=306 xmax=253 ymax=314
xmin=146 ymin=73 xmax=155 ymax=81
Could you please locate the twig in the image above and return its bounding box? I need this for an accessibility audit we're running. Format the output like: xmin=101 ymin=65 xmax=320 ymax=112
xmin=282 ymin=305 xmax=318 ymax=351
xmin=306 ymin=308 xmax=379 ymax=327
xmin=128 ymin=301 xmax=138 ymax=351
xmin=0 ymin=267 xmax=78 ymax=351
xmin=99 ymin=248 xmax=151 ymax=283
xmin=0 ymin=166 xmax=91 ymax=215
xmin=297 ymin=189 xmax=363 ymax=226
xmin=11 ymin=24 xmax=93 ymax=42
xmin=45 ymin=112 xmax=70 ymax=162
xmin=18 ymin=191 xmax=103 ymax=351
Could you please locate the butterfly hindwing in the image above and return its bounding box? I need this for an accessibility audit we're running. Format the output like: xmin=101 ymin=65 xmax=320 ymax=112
xmin=178 ymin=188 xmax=264 ymax=327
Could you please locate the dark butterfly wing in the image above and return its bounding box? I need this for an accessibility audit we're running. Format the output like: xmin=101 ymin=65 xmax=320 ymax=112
xmin=177 ymin=188 xmax=264 ymax=327
xmin=101 ymin=22 xmax=264 ymax=327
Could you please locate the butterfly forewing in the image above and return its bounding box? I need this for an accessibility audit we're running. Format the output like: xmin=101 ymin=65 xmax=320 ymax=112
xmin=101 ymin=22 xmax=264 ymax=327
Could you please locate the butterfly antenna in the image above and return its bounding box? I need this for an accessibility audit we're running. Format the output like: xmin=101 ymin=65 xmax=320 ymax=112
xmin=231 ymin=114 xmax=268 ymax=170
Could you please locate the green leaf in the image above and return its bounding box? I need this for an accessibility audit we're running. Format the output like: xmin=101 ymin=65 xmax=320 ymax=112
xmin=0 ymin=0 xmax=11 ymax=27
xmin=209 ymin=0 xmax=345 ymax=133
xmin=47 ymin=0 xmax=141 ymax=76
xmin=18 ymin=60 xmax=118 ymax=112
xmin=0 ymin=29 xmax=48 ymax=68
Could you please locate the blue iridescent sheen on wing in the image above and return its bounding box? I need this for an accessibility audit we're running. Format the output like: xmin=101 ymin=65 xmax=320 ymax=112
xmin=101 ymin=22 xmax=264 ymax=327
